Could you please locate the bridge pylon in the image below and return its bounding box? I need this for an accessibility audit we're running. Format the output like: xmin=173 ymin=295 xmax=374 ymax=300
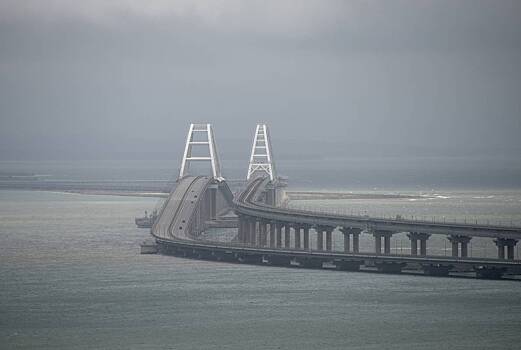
xmin=179 ymin=123 xmax=223 ymax=181
xmin=247 ymin=124 xmax=276 ymax=182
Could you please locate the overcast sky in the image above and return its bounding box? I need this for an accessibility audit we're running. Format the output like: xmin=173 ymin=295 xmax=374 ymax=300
xmin=0 ymin=0 xmax=520 ymax=161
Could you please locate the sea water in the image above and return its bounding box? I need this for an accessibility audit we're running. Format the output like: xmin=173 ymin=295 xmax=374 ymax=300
xmin=1 ymin=159 xmax=521 ymax=349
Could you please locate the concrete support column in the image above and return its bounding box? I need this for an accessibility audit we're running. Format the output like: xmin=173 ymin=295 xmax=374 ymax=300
xmin=259 ymin=221 xmax=267 ymax=247
xmin=325 ymin=228 xmax=333 ymax=252
xmin=451 ymin=241 xmax=459 ymax=257
xmin=383 ymin=235 xmax=391 ymax=255
xmin=284 ymin=225 xmax=291 ymax=248
xmin=241 ymin=218 xmax=248 ymax=244
xmin=507 ymin=245 xmax=515 ymax=260
xmin=269 ymin=223 xmax=276 ymax=248
xmin=294 ymin=225 xmax=301 ymax=249
xmin=497 ymin=243 xmax=505 ymax=260
xmin=276 ymin=223 xmax=283 ymax=248
xmin=303 ymin=225 xmax=310 ymax=250
xmin=316 ymin=228 xmax=324 ymax=251
xmin=495 ymin=238 xmax=518 ymax=260
xmin=249 ymin=219 xmax=257 ymax=246
xmin=237 ymin=216 xmax=245 ymax=243
xmin=352 ymin=232 xmax=360 ymax=253
xmin=448 ymin=235 xmax=471 ymax=258
xmin=407 ymin=232 xmax=430 ymax=257
xmin=420 ymin=239 xmax=427 ymax=256
xmin=343 ymin=231 xmax=350 ymax=253
xmin=374 ymin=233 xmax=382 ymax=255
xmin=373 ymin=231 xmax=394 ymax=255
xmin=410 ymin=238 xmax=418 ymax=256
xmin=461 ymin=242 xmax=468 ymax=258
xmin=243 ymin=217 xmax=251 ymax=244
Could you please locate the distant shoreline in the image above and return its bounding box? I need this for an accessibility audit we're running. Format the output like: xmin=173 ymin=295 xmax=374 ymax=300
xmin=61 ymin=190 xmax=168 ymax=198
xmin=286 ymin=191 xmax=429 ymax=200
xmin=0 ymin=186 xmax=427 ymax=201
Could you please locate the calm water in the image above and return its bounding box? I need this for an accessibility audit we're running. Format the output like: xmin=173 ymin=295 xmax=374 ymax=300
xmin=2 ymin=158 xmax=521 ymax=349
xmin=1 ymin=189 xmax=521 ymax=349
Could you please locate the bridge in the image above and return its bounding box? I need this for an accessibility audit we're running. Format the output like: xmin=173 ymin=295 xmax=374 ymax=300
xmin=150 ymin=123 xmax=521 ymax=279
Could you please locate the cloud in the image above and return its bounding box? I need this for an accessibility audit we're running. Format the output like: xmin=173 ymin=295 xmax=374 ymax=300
xmin=0 ymin=0 xmax=520 ymax=161
xmin=0 ymin=0 xmax=347 ymax=36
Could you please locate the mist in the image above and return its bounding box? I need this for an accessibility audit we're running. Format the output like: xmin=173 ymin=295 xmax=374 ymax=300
xmin=1 ymin=0 xmax=520 ymax=166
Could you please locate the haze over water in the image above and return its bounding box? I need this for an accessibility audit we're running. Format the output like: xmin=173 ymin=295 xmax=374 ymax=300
xmin=1 ymin=0 xmax=521 ymax=348
xmin=2 ymin=160 xmax=521 ymax=349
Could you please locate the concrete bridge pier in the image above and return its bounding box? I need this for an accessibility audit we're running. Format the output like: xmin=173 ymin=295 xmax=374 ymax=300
xmin=374 ymin=233 xmax=381 ymax=254
xmin=325 ymin=227 xmax=333 ymax=251
xmin=340 ymin=227 xmax=362 ymax=253
xmin=237 ymin=215 xmax=244 ymax=243
xmin=303 ymin=225 xmax=310 ymax=250
xmin=284 ymin=224 xmax=291 ymax=248
xmin=316 ymin=227 xmax=324 ymax=251
xmin=276 ymin=223 xmax=283 ymax=248
xmin=294 ymin=225 xmax=302 ymax=249
xmin=373 ymin=231 xmax=393 ymax=255
xmin=269 ymin=222 xmax=276 ymax=248
xmin=352 ymin=230 xmax=360 ymax=253
xmin=259 ymin=221 xmax=268 ymax=247
xmin=448 ymin=235 xmax=472 ymax=258
xmin=342 ymin=228 xmax=350 ymax=253
xmin=241 ymin=215 xmax=250 ymax=244
xmin=494 ymin=238 xmax=518 ymax=260
xmin=241 ymin=217 xmax=249 ymax=244
xmin=249 ymin=219 xmax=257 ymax=246
xmin=407 ymin=232 xmax=431 ymax=256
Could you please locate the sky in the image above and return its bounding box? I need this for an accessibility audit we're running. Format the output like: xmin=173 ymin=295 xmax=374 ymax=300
xmin=0 ymin=0 xmax=520 ymax=161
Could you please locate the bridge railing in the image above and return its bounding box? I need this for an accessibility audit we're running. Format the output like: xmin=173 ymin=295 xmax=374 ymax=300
xmin=287 ymin=204 xmax=520 ymax=229
xmin=236 ymin=178 xmax=521 ymax=232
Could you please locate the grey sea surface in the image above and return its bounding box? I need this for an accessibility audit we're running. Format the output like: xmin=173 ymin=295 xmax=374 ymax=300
xmin=2 ymin=189 xmax=521 ymax=349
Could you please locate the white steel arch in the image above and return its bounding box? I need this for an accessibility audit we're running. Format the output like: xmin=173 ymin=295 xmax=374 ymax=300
xmin=247 ymin=124 xmax=276 ymax=182
xmin=179 ymin=123 xmax=223 ymax=181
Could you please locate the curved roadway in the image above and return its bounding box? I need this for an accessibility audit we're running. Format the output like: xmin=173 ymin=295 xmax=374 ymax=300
xmin=150 ymin=175 xmax=521 ymax=277
xmin=152 ymin=176 xmax=212 ymax=241
xmin=235 ymin=178 xmax=521 ymax=240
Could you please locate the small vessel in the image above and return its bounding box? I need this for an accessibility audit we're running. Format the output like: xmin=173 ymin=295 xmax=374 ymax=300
xmin=135 ymin=210 xmax=157 ymax=228
xmin=140 ymin=240 xmax=158 ymax=254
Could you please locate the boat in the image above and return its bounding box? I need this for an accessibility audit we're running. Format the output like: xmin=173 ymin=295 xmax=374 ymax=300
xmin=140 ymin=240 xmax=158 ymax=254
xmin=135 ymin=210 xmax=157 ymax=228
